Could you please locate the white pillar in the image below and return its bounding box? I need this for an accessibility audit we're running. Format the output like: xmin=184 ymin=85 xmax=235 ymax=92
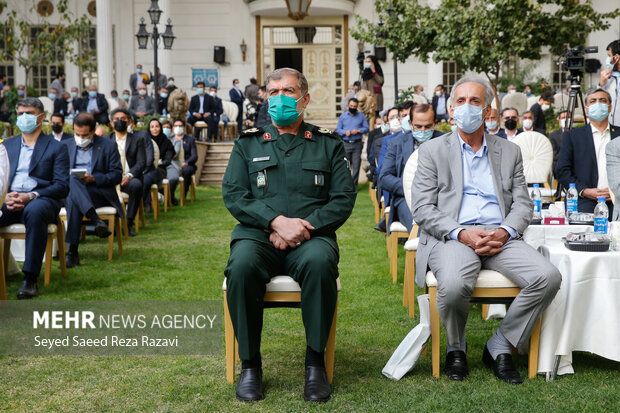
xmin=427 ymin=58 xmax=443 ymax=96
xmin=158 ymin=0 xmax=172 ymax=83
xmin=96 ymin=0 xmax=114 ymax=94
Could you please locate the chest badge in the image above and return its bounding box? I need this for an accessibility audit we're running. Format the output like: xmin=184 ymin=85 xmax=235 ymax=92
xmin=257 ymin=171 xmax=266 ymax=188
xmin=263 ymin=133 xmax=271 ymax=141
xmin=314 ymin=173 xmax=324 ymax=186
xmin=305 ymin=131 xmax=312 ymax=139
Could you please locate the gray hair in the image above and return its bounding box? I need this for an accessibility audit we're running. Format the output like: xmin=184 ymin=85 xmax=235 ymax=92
xmin=16 ymin=97 xmax=44 ymax=114
xmin=584 ymin=87 xmax=612 ymax=104
xmin=449 ymin=75 xmax=495 ymax=107
xmin=265 ymin=68 xmax=309 ymax=96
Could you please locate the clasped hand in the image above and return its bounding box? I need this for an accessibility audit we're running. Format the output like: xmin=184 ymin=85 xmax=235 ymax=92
xmin=458 ymin=228 xmax=509 ymax=256
xmin=4 ymin=192 xmax=31 ymax=212
xmin=268 ymin=215 xmax=315 ymax=250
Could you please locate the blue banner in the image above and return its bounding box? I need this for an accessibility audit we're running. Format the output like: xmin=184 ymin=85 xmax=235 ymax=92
xmin=192 ymin=68 xmax=218 ymax=88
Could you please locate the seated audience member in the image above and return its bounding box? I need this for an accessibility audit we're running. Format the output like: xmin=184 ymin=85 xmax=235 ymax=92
xmin=206 ymin=86 xmax=224 ymax=141
xmin=549 ymin=110 xmax=567 ymax=176
xmin=49 ymin=87 xmax=67 ymax=116
xmin=158 ymin=87 xmax=169 ymax=114
xmin=254 ymin=86 xmax=272 ymax=128
xmin=523 ymin=84 xmax=533 ymax=96
xmin=50 ymin=113 xmax=73 ymax=142
xmin=484 ymin=107 xmax=503 ymax=137
xmin=411 ymin=75 xmax=561 ymax=384
xmin=107 ymin=108 xmax=145 ymax=235
xmin=188 ymin=81 xmax=215 ymax=138
xmin=335 ymin=97 xmax=370 ymax=186
xmin=500 ymin=107 xmax=522 ymax=141
xmin=142 ymin=118 xmax=174 ymax=213
xmin=167 ymin=122 xmax=184 ymax=206
xmin=366 ymin=114 xmax=388 ymax=180
xmin=68 ymin=87 xmax=81 ymax=115
xmin=377 ymin=102 xmax=413 ymax=187
xmin=94 ymin=125 xmax=107 ymax=136
xmin=172 ymin=118 xmax=198 ymax=199
xmin=166 ymin=77 xmax=177 ymax=93
xmin=78 ymin=85 xmax=110 ymax=125
xmin=129 ymin=83 xmax=155 ymax=119
xmin=521 ymin=110 xmax=535 ymax=132
xmin=529 ymin=90 xmax=554 ymax=135
xmin=379 ymin=103 xmax=442 ymax=234
xmin=64 ymin=113 xmax=124 ymax=267
xmin=398 ymin=100 xmax=415 ymax=134
xmin=0 ymin=98 xmax=69 ymax=298
xmin=161 ymin=120 xmax=172 ymax=138
xmin=606 ymin=131 xmax=620 ymax=221
xmin=557 ymin=88 xmax=618 ymax=214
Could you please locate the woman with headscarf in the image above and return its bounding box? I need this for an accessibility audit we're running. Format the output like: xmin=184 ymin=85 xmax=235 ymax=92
xmin=144 ymin=118 xmax=174 ymax=212
xmin=361 ymin=55 xmax=384 ymax=113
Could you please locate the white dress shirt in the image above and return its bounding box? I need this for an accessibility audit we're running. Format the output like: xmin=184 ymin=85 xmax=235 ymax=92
xmin=591 ymin=123 xmax=611 ymax=189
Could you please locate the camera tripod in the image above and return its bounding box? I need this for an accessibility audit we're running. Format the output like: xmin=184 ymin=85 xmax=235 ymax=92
xmin=564 ymin=72 xmax=586 ymax=131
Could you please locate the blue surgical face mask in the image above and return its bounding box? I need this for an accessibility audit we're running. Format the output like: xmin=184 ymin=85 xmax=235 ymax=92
xmin=162 ymin=127 xmax=171 ymax=137
xmin=450 ymin=124 xmax=457 ymax=132
xmin=412 ymin=128 xmax=434 ymax=143
xmin=267 ymin=93 xmax=305 ymax=126
xmin=605 ymin=56 xmax=616 ymax=71
xmin=363 ymin=62 xmax=371 ymax=69
xmin=48 ymin=93 xmax=57 ymax=100
xmin=196 ymin=88 xmax=204 ymax=95
xmin=401 ymin=115 xmax=412 ymax=132
xmin=380 ymin=123 xmax=390 ymax=134
xmin=453 ymin=103 xmax=484 ymax=133
xmin=16 ymin=113 xmax=42 ymax=134
xmin=88 ymin=91 xmax=97 ymax=98
xmin=17 ymin=89 xmax=25 ymax=97
xmin=588 ymin=102 xmax=609 ymax=122
xmin=160 ymin=93 xmax=168 ymax=98
xmin=485 ymin=120 xmax=498 ymax=131
xmin=136 ymin=68 xmax=142 ymax=74
xmin=71 ymin=91 xmax=78 ymax=98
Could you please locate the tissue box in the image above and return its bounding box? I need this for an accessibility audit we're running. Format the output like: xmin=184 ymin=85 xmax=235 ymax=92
xmin=543 ymin=217 xmax=566 ymax=225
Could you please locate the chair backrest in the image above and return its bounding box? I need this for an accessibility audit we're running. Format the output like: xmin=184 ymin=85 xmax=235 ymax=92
xmin=501 ymin=92 xmax=527 ymax=116
xmin=526 ymin=95 xmax=539 ymax=110
xmin=411 ymin=94 xmax=427 ymax=105
xmin=511 ymin=131 xmax=553 ymax=184
xmin=403 ymin=149 xmax=420 ymax=212
xmin=222 ymin=100 xmax=239 ymax=122
xmin=107 ymin=98 xmax=119 ymax=111
xmin=39 ymin=96 xmax=54 ymax=117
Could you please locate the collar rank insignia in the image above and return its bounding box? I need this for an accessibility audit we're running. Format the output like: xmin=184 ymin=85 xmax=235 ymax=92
xmin=305 ymin=131 xmax=312 ymax=139
xmin=244 ymin=128 xmax=259 ymax=134
xmin=318 ymin=127 xmax=333 ymax=134
xmin=263 ymin=133 xmax=271 ymax=141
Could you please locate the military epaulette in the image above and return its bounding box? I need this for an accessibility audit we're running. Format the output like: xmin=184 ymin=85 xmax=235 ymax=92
xmin=310 ymin=125 xmax=340 ymax=140
xmin=238 ymin=127 xmax=264 ymax=138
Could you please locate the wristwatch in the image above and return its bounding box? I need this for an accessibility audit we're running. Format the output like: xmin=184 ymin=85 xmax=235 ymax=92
xmin=28 ymin=192 xmax=36 ymax=201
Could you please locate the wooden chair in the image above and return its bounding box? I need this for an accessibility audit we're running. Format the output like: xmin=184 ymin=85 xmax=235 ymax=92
xmin=59 ymin=207 xmax=123 ymax=261
xmin=0 ymin=219 xmax=67 ymax=300
xmin=369 ymin=186 xmax=381 ymax=224
xmin=179 ymin=175 xmax=196 ymax=207
xmin=193 ymin=121 xmax=208 ymax=141
xmin=402 ymin=150 xmax=420 ymax=317
xmin=426 ymin=270 xmax=541 ymax=379
xmin=385 ymin=207 xmax=409 ymax=284
xmin=223 ymin=275 xmax=341 ymax=384
xmin=121 ymin=192 xmax=145 ymax=234
xmin=150 ymin=179 xmax=171 ymax=219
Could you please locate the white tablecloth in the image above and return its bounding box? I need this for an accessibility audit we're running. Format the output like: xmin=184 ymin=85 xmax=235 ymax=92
xmin=523 ymin=224 xmax=592 ymax=250
xmin=537 ymin=243 xmax=620 ymax=375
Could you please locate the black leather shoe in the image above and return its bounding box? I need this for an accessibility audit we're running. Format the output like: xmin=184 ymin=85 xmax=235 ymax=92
xmin=374 ymin=218 xmax=386 ymax=233
xmin=94 ymin=220 xmax=112 ymax=238
xmin=127 ymin=221 xmax=137 ymax=237
xmin=235 ymin=368 xmax=264 ymax=402
xmin=444 ymin=350 xmax=469 ymax=381
xmin=66 ymin=251 xmax=80 ymax=268
xmin=17 ymin=279 xmax=38 ymax=299
xmin=171 ymin=198 xmax=179 ymax=206
xmin=303 ymin=366 xmax=331 ymax=402
xmin=483 ymin=345 xmax=522 ymax=384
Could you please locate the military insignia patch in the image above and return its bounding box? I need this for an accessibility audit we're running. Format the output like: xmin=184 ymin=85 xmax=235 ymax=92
xmin=305 ymin=131 xmax=312 ymax=139
xmin=263 ymin=133 xmax=271 ymax=141
xmin=244 ymin=128 xmax=259 ymax=134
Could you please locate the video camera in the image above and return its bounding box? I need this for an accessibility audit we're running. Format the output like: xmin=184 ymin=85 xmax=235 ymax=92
xmin=357 ymin=51 xmax=370 ymax=73
xmin=562 ymin=45 xmax=598 ymax=73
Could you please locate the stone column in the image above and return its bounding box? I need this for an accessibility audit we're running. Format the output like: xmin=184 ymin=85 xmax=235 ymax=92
xmin=426 ymin=0 xmax=443 ymax=95
xmin=157 ymin=0 xmax=172 ymax=86
xmin=96 ymin=0 xmax=114 ymax=94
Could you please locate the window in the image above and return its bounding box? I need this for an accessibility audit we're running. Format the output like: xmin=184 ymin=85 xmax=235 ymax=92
xmin=0 ymin=27 xmax=15 ymax=86
xmin=28 ymin=27 xmax=64 ymax=96
xmin=442 ymin=60 xmax=464 ymax=89
xmin=551 ymin=56 xmax=567 ymax=91
xmin=79 ymin=26 xmax=98 ymax=91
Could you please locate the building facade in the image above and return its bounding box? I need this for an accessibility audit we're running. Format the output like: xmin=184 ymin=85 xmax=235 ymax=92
xmin=1 ymin=0 xmax=618 ymax=118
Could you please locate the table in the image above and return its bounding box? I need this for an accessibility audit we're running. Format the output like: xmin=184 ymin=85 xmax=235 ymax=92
xmin=523 ymin=224 xmax=592 ymax=250
xmin=537 ymin=243 xmax=620 ymax=377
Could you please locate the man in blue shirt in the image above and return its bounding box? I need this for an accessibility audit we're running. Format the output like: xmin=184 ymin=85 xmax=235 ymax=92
xmin=335 ymin=98 xmax=369 ymax=186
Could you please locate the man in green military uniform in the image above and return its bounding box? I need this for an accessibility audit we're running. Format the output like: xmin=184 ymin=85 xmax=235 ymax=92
xmin=223 ymin=68 xmax=356 ymax=403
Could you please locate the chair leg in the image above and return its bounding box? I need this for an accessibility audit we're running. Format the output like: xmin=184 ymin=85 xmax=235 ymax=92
xmin=528 ymin=318 xmax=541 ymax=378
xmin=107 ymin=216 xmax=115 ymax=261
xmin=151 ymin=186 xmax=159 ymax=220
xmin=403 ymin=263 xmax=409 ymax=307
xmin=115 ymin=218 xmax=124 ymax=256
xmin=325 ymin=300 xmax=338 ymax=384
xmin=429 ymin=286 xmax=441 ymax=378
xmin=163 ymin=184 xmax=170 ymax=212
xmin=482 ymin=304 xmax=489 ymax=320
xmin=180 ymin=180 xmax=186 ymax=207
xmin=224 ymin=293 xmax=236 ymax=383
xmin=405 ymin=250 xmax=416 ymax=318
xmin=139 ymin=201 xmax=146 ymax=228
xmin=57 ymin=222 xmax=66 ymax=277
xmin=388 ymin=233 xmax=398 ymax=284
xmin=3 ymin=239 xmax=12 ymax=274
xmin=190 ymin=178 xmax=196 ymax=202
xmin=44 ymin=235 xmax=53 ymax=286
xmin=0 ymin=240 xmax=6 ymax=302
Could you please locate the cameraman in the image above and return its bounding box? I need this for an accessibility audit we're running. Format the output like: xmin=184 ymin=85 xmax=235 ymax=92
xmin=600 ymin=40 xmax=620 ymax=133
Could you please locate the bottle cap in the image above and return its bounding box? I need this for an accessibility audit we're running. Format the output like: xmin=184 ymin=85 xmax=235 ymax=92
xmin=598 ymin=197 xmax=606 ymax=202
xmin=569 ymin=183 xmax=576 ymax=187
xmin=533 ymin=184 xmax=540 ymax=188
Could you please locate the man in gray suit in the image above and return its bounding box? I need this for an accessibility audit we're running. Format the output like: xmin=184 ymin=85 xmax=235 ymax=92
xmin=606 ymin=138 xmax=620 ymax=221
xmin=411 ymin=75 xmax=561 ymax=384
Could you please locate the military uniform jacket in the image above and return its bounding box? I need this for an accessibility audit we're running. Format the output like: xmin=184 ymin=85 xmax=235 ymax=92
xmin=222 ymin=122 xmax=357 ymax=249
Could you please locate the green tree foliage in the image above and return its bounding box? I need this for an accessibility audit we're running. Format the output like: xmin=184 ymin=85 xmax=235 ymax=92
xmin=0 ymin=0 xmax=95 ymax=91
xmin=351 ymin=0 xmax=620 ymax=108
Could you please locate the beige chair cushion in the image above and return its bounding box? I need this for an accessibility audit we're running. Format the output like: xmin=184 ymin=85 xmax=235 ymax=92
xmin=390 ymin=221 xmax=408 ymax=233
xmin=162 ymin=179 xmax=169 ymax=185
xmin=179 ymin=177 xmax=184 ymax=182
xmin=404 ymin=237 xmax=419 ymax=251
xmin=512 ymin=131 xmax=553 ymax=184
xmin=223 ymin=275 xmax=342 ymax=292
xmin=426 ymin=269 xmax=518 ymax=288
xmin=194 ymin=121 xmax=207 ymax=127
xmin=0 ymin=223 xmax=57 ymax=234
xmin=95 ymin=206 xmax=117 ymax=215
xmin=403 ymin=150 xmax=419 ymax=212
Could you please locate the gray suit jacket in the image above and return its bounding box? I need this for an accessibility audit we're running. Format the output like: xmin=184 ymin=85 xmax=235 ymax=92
xmin=606 ymin=137 xmax=620 ymax=221
xmin=411 ymin=131 xmax=533 ymax=287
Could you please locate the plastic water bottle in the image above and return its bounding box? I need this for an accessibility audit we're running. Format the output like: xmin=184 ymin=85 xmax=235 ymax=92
xmin=594 ymin=197 xmax=609 ymax=234
xmin=566 ymin=183 xmax=578 ymax=218
xmin=531 ymin=184 xmax=542 ymax=220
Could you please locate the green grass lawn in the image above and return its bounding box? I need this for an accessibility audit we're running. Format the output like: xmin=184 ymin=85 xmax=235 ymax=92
xmin=1 ymin=184 xmax=619 ymax=412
